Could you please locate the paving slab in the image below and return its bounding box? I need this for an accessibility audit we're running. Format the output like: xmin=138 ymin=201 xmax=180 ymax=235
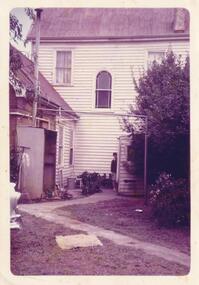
xmin=56 ymin=234 xmax=103 ymax=250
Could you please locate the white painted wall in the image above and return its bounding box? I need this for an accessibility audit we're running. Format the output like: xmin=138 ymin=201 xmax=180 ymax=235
xmin=55 ymin=118 xmax=76 ymax=186
xmin=38 ymin=40 xmax=189 ymax=176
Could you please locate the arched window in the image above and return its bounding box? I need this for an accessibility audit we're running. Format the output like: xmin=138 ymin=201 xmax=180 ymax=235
xmin=95 ymin=71 xmax=112 ymax=108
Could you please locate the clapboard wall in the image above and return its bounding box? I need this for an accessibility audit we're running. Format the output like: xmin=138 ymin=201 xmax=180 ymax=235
xmin=37 ymin=40 xmax=189 ymax=176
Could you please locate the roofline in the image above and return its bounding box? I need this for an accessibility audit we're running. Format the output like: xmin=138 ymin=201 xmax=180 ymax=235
xmin=36 ymin=106 xmax=80 ymax=119
xmin=27 ymin=33 xmax=189 ymax=43
xmin=20 ymin=67 xmax=78 ymax=118
xmin=10 ymin=45 xmax=78 ymax=119
xmin=39 ymin=96 xmax=79 ymax=118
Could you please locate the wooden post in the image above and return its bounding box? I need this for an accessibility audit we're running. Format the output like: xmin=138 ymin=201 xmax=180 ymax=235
xmin=32 ymin=9 xmax=43 ymax=127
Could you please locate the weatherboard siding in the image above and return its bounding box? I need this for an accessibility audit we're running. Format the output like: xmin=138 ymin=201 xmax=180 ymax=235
xmin=74 ymin=113 xmax=122 ymax=175
xmin=55 ymin=119 xmax=76 ymax=186
xmin=38 ymin=40 xmax=189 ymax=176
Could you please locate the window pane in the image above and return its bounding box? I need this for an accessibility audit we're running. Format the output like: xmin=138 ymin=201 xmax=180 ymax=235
xmin=56 ymin=51 xmax=72 ymax=84
xmin=148 ymin=52 xmax=164 ymax=67
xmin=56 ymin=51 xmax=71 ymax=68
xmin=56 ymin=51 xmax=65 ymax=68
xmin=56 ymin=69 xmax=64 ymax=83
xmin=66 ymin=52 xmax=72 ymax=68
xmin=56 ymin=68 xmax=71 ymax=84
xmin=96 ymin=90 xmax=111 ymax=108
xmin=96 ymin=71 xmax=111 ymax=89
xmin=69 ymin=148 xmax=73 ymax=165
xmin=95 ymin=71 xmax=112 ymax=108
xmin=62 ymin=69 xmax=70 ymax=84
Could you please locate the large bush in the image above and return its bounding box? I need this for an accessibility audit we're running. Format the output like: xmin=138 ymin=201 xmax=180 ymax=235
xmin=149 ymin=173 xmax=190 ymax=227
xmin=123 ymin=51 xmax=190 ymax=183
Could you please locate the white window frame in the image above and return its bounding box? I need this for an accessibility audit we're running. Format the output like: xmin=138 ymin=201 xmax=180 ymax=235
xmin=53 ymin=49 xmax=74 ymax=86
xmin=92 ymin=68 xmax=114 ymax=112
xmin=58 ymin=125 xmax=64 ymax=167
xmin=145 ymin=50 xmax=166 ymax=69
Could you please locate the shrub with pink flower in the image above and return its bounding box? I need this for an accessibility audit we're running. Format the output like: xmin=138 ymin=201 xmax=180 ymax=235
xmin=149 ymin=172 xmax=190 ymax=227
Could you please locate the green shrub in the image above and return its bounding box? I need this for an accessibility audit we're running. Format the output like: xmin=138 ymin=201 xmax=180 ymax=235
xmin=79 ymin=171 xmax=102 ymax=195
xmin=149 ymin=172 xmax=190 ymax=227
xmin=122 ymin=51 xmax=190 ymax=183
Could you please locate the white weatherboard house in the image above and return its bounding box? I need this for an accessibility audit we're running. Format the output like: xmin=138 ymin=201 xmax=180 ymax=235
xmin=27 ymin=8 xmax=189 ymax=192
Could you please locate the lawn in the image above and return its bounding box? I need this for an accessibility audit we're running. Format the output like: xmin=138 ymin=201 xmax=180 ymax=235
xmin=57 ymin=197 xmax=190 ymax=254
xmin=11 ymin=196 xmax=190 ymax=275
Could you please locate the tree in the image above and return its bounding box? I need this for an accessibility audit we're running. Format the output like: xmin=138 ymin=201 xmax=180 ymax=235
xmin=10 ymin=8 xmax=35 ymax=43
xmin=9 ymin=9 xmax=35 ymax=93
xmin=9 ymin=9 xmax=35 ymax=182
xmin=123 ymin=51 xmax=190 ymax=183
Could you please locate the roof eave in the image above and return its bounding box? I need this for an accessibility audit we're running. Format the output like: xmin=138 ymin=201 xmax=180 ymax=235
xmin=27 ymin=33 xmax=190 ymax=43
xmin=17 ymin=71 xmax=78 ymax=118
xmin=37 ymin=97 xmax=79 ymax=119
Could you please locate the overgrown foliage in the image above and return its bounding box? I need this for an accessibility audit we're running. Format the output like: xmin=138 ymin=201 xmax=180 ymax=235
xmin=9 ymin=8 xmax=34 ymax=90
xmin=10 ymin=13 xmax=23 ymax=42
xmin=123 ymin=51 xmax=190 ymax=183
xmin=9 ymin=9 xmax=35 ymax=182
xmin=149 ymin=173 xmax=190 ymax=227
xmin=79 ymin=172 xmax=102 ymax=195
xmin=10 ymin=149 xmax=20 ymax=183
xmin=10 ymin=8 xmax=35 ymax=43
xmin=24 ymin=8 xmax=36 ymax=21
xmin=9 ymin=47 xmax=25 ymax=95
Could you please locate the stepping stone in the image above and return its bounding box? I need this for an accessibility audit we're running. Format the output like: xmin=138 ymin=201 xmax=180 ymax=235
xmin=55 ymin=234 xmax=103 ymax=250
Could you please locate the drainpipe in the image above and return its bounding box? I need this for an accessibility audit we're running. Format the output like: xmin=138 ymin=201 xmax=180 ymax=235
xmin=32 ymin=8 xmax=43 ymax=127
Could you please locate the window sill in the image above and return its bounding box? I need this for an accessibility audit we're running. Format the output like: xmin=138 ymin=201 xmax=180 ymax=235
xmin=57 ymin=164 xmax=64 ymax=168
xmin=53 ymin=83 xmax=74 ymax=87
xmin=92 ymin=108 xmax=114 ymax=114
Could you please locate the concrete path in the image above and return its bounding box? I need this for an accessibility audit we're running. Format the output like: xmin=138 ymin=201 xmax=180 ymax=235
xmin=19 ymin=191 xmax=190 ymax=268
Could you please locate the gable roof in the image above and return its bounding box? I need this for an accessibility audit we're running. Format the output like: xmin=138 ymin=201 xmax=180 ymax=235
xmin=10 ymin=45 xmax=78 ymax=118
xmin=27 ymin=8 xmax=189 ymax=42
